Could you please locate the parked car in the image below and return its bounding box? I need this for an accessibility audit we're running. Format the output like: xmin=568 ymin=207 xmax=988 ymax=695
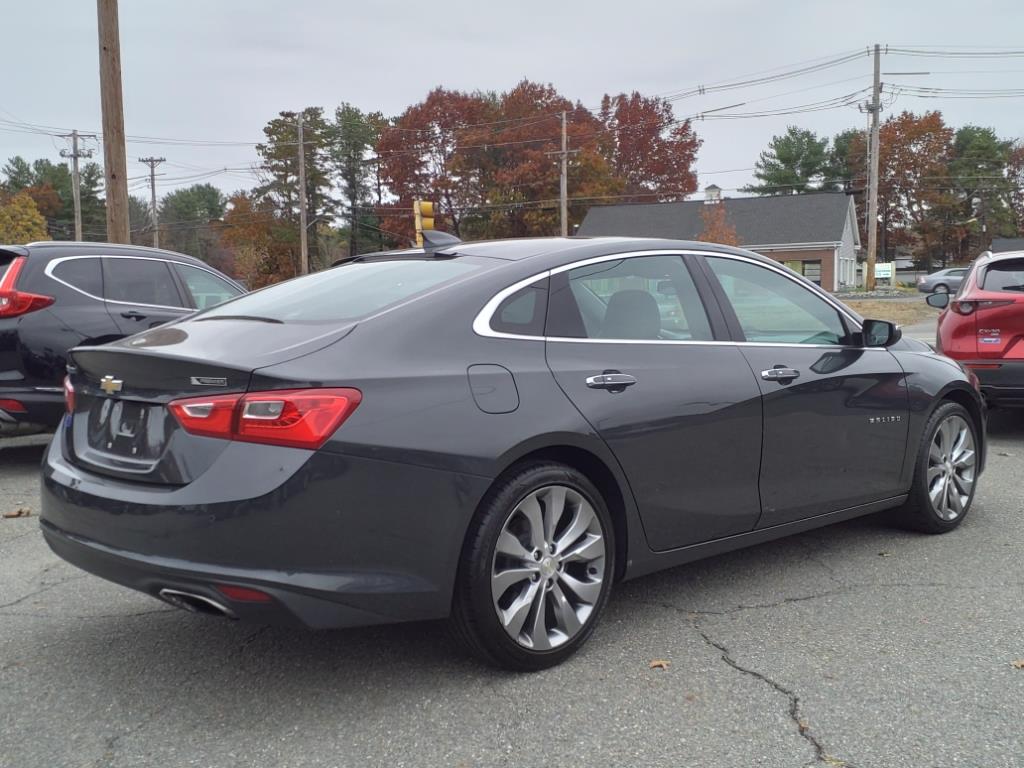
xmin=0 ymin=241 xmax=244 ymax=436
xmin=41 ymin=236 xmax=985 ymax=670
xmin=917 ymin=267 xmax=969 ymax=294
xmin=928 ymin=249 xmax=1024 ymax=407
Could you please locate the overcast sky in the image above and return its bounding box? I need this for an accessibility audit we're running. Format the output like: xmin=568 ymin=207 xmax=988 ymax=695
xmin=2 ymin=0 xmax=1022 ymax=202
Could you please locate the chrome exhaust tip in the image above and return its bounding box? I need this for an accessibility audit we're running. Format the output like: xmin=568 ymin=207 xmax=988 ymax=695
xmin=158 ymin=588 xmax=237 ymax=619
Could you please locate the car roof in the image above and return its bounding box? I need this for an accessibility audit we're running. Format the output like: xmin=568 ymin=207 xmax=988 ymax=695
xmin=356 ymin=236 xmax=783 ymax=271
xmin=19 ymin=241 xmax=227 ymax=272
xmin=976 ymin=249 xmax=1024 ymax=265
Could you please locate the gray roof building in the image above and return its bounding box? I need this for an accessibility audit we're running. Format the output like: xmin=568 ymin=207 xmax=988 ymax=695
xmin=578 ymin=191 xmax=862 ymax=291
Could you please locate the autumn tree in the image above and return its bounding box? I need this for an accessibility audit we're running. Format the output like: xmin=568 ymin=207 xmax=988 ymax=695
xmin=1 ymin=156 xmax=105 ymax=239
xmin=218 ymin=193 xmax=293 ymax=288
xmin=744 ymin=127 xmax=831 ymax=195
xmin=696 ymin=201 xmax=740 ymax=246
xmin=376 ymin=87 xmax=498 ymax=240
xmin=596 ymin=92 xmax=701 ymax=200
xmin=0 ymin=191 xmax=49 ymax=242
xmin=1009 ymin=140 xmax=1024 ymax=234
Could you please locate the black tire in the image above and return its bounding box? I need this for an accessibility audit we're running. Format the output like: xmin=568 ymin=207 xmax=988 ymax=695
xmin=895 ymin=401 xmax=979 ymax=534
xmin=933 ymin=284 xmax=949 ymax=294
xmin=451 ymin=462 xmax=615 ymax=671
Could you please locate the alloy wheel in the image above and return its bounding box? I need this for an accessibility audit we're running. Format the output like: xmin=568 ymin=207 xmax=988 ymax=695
xmin=490 ymin=485 xmax=606 ymax=651
xmin=927 ymin=414 xmax=976 ymax=521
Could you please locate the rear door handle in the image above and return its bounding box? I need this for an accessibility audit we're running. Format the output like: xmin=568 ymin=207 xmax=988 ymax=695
xmin=761 ymin=367 xmax=800 ymax=382
xmin=586 ymin=372 xmax=637 ymax=390
xmin=120 ymin=310 xmax=147 ymax=321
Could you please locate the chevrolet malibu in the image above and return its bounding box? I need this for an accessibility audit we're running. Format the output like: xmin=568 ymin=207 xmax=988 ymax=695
xmin=41 ymin=236 xmax=986 ymax=670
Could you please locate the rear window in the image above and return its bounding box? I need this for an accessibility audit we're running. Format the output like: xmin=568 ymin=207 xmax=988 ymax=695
xmin=982 ymin=259 xmax=1024 ymax=293
xmin=199 ymin=259 xmax=483 ymax=324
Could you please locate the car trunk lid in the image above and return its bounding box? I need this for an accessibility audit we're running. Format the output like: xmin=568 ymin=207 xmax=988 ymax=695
xmin=65 ymin=318 xmax=355 ymax=484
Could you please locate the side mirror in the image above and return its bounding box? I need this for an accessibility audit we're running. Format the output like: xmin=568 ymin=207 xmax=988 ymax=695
xmin=862 ymin=319 xmax=901 ymax=347
xmin=926 ymin=292 xmax=950 ymax=309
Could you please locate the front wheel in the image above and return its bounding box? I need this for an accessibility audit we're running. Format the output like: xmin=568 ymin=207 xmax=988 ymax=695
xmin=452 ymin=463 xmax=615 ymax=671
xmin=933 ymin=283 xmax=949 ymax=294
xmin=896 ymin=402 xmax=979 ymax=533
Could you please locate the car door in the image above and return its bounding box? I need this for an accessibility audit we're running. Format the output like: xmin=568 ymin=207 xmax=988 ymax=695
xmin=170 ymin=262 xmax=244 ymax=310
xmin=544 ymin=252 xmax=764 ymax=551
xmin=102 ymin=256 xmax=192 ymax=334
xmin=701 ymin=254 xmax=909 ymax=528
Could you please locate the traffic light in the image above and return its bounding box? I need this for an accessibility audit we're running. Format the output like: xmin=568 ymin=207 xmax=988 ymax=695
xmin=413 ymin=199 xmax=435 ymax=247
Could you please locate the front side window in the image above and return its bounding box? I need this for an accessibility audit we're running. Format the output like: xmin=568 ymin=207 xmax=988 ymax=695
xmin=981 ymin=259 xmax=1024 ymax=293
xmin=102 ymin=258 xmax=183 ymax=307
xmin=546 ymin=255 xmax=713 ymax=341
xmin=173 ymin=264 xmax=242 ymax=309
xmin=707 ymin=257 xmax=849 ymax=345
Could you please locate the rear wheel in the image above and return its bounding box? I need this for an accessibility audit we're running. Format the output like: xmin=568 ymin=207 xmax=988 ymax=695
xmin=933 ymin=283 xmax=949 ymax=294
xmin=452 ymin=463 xmax=614 ymax=671
xmin=896 ymin=402 xmax=978 ymax=533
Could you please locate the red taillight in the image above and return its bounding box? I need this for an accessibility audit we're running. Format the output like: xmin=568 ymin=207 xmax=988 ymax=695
xmin=63 ymin=376 xmax=75 ymax=415
xmin=168 ymin=388 xmax=361 ymax=450
xmin=952 ymin=300 xmax=976 ymax=316
xmin=0 ymin=399 xmax=26 ymax=413
xmin=215 ymin=584 xmax=273 ymax=603
xmin=0 ymin=257 xmax=54 ymax=318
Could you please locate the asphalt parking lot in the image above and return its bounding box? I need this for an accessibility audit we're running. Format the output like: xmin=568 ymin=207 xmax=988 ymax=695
xmin=2 ymin=413 xmax=1023 ymax=768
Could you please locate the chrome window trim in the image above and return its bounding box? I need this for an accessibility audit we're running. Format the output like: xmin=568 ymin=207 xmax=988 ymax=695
xmin=43 ymin=254 xmax=217 ymax=312
xmin=472 ymin=249 xmax=869 ymax=346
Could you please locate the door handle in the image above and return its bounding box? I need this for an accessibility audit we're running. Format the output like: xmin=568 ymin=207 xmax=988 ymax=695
xmin=761 ymin=366 xmax=800 ymax=382
xmin=120 ymin=310 xmax=147 ymax=321
xmin=586 ymin=372 xmax=637 ymax=390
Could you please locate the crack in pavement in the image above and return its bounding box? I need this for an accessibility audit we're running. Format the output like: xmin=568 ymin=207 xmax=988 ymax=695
xmin=693 ymin=622 xmax=850 ymax=768
xmin=91 ymin=706 xmax=167 ymax=768
xmin=0 ymin=607 xmax=177 ymax=620
xmin=0 ymin=573 xmax=86 ymax=610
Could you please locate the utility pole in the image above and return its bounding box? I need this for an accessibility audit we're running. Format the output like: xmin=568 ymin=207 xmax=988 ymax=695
xmin=547 ymin=111 xmax=579 ymax=237
xmin=865 ymin=43 xmax=882 ymax=291
xmin=138 ymin=157 xmax=165 ymax=248
xmin=296 ymin=112 xmax=309 ymax=274
xmin=59 ymin=130 xmax=95 ymax=241
xmin=96 ymin=0 xmax=130 ymax=243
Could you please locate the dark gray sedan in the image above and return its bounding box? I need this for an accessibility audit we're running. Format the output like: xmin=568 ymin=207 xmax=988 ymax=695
xmin=40 ymin=236 xmax=986 ymax=670
xmin=917 ymin=267 xmax=969 ymax=294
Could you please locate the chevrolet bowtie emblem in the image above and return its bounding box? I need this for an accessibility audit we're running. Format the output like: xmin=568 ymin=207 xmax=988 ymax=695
xmin=99 ymin=375 xmax=123 ymax=395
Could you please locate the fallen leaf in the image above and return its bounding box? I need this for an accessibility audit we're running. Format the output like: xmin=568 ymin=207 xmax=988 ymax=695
xmin=1011 ymin=659 xmax=1024 ymax=670
xmin=2 ymin=508 xmax=31 ymax=519
xmin=798 ymin=719 xmax=810 ymax=733
xmin=649 ymin=659 xmax=670 ymax=670
xmin=997 ymin=452 xmax=1014 ymax=457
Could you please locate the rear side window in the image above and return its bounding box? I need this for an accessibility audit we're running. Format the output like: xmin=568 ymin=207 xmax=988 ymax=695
xmin=546 ymin=255 xmax=713 ymax=341
xmin=490 ymin=279 xmax=547 ymax=336
xmin=981 ymin=259 xmax=1024 ymax=293
xmin=173 ymin=264 xmax=241 ymax=309
xmin=52 ymin=257 xmax=103 ymax=297
xmin=199 ymin=259 xmax=483 ymax=323
xmin=103 ymin=258 xmax=183 ymax=307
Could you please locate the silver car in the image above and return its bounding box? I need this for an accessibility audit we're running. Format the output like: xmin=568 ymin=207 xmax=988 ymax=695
xmin=917 ymin=267 xmax=968 ymax=294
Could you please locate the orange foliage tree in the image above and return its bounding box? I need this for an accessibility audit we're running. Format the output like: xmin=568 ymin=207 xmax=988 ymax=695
xmin=697 ymin=202 xmax=740 ymax=246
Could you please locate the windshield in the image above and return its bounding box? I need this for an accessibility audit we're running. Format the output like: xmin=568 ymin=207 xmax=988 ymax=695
xmin=198 ymin=258 xmax=484 ymax=324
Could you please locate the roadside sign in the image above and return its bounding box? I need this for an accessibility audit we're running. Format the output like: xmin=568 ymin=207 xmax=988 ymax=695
xmin=874 ymin=262 xmax=893 ymax=279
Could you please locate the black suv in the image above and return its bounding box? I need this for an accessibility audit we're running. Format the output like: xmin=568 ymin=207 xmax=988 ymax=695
xmin=0 ymin=241 xmax=244 ymax=435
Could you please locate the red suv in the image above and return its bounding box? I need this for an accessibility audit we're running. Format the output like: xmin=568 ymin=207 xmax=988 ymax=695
xmin=929 ymin=250 xmax=1024 ymax=407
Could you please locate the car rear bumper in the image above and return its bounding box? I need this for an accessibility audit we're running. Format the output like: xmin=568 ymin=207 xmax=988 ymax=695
xmin=39 ymin=431 xmax=491 ymax=628
xmin=964 ymin=361 xmax=1024 ymax=407
xmin=0 ymin=387 xmax=63 ymax=435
